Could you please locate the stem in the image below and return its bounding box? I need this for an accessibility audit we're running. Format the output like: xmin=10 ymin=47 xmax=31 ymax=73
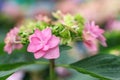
xmin=49 ymin=59 xmax=55 ymax=80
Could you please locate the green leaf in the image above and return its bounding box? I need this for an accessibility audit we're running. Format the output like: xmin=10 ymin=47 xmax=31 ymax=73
xmin=99 ymin=31 xmax=120 ymax=54
xmin=0 ymin=62 xmax=48 ymax=79
xmin=70 ymin=54 xmax=120 ymax=80
xmin=0 ymin=42 xmax=36 ymax=64
xmin=56 ymin=45 xmax=79 ymax=64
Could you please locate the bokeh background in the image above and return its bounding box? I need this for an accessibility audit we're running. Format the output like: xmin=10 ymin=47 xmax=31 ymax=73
xmin=1 ymin=0 xmax=120 ymax=80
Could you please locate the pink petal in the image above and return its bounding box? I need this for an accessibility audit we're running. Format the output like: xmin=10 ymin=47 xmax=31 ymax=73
xmin=42 ymin=28 xmax=52 ymax=43
xmin=47 ymin=35 xmax=60 ymax=48
xmin=43 ymin=45 xmax=49 ymax=51
xmin=97 ymin=35 xmax=107 ymax=47
xmin=84 ymin=40 xmax=97 ymax=51
xmin=91 ymin=21 xmax=95 ymax=27
xmin=43 ymin=47 xmax=60 ymax=59
xmin=31 ymin=37 xmax=40 ymax=44
xmin=29 ymin=34 xmax=36 ymax=42
xmin=15 ymin=44 xmax=23 ymax=49
xmin=27 ymin=43 xmax=43 ymax=52
xmin=34 ymin=50 xmax=46 ymax=59
xmin=4 ymin=44 xmax=13 ymax=54
xmin=34 ymin=29 xmax=43 ymax=41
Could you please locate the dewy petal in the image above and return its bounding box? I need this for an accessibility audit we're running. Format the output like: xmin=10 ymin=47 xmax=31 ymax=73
xmin=47 ymin=35 xmax=60 ymax=48
xmin=43 ymin=47 xmax=60 ymax=59
xmin=27 ymin=43 xmax=43 ymax=52
xmin=42 ymin=28 xmax=52 ymax=43
xmin=34 ymin=51 xmax=46 ymax=59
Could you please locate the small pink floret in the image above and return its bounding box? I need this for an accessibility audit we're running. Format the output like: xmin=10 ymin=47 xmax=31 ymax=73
xmin=4 ymin=27 xmax=23 ymax=54
xmin=83 ymin=21 xmax=107 ymax=51
xmin=27 ymin=28 xmax=60 ymax=59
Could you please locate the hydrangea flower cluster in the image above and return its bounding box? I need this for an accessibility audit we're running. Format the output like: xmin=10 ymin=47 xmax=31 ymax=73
xmin=4 ymin=27 xmax=23 ymax=54
xmin=4 ymin=11 xmax=107 ymax=59
xmin=83 ymin=21 xmax=107 ymax=51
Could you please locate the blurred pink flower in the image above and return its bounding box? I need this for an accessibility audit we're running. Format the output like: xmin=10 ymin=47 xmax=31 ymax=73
xmin=7 ymin=71 xmax=24 ymax=80
xmin=106 ymin=19 xmax=120 ymax=31
xmin=55 ymin=67 xmax=71 ymax=78
xmin=35 ymin=14 xmax=51 ymax=23
xmin=4 ymin=27 xmax=23 ymax=54
xmin=2 ymin=2 xmax=22 ymax=18
xmin=83 ymin=21 xmax=107 ymax=51
xmin=27 ymin=28 xmax=60 ymax=59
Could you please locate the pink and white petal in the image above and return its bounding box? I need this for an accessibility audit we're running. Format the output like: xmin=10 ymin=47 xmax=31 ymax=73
xmin=27 ymin=43 xmax=43 ymax=52
xmin=34 ymin=51 xmax=46 ymax=59
xmin=42 ymin=28 xmax=52 ymax=43
xmin=43 ymin=47 xmax=60 ymax=59
xmin=84 ymin=40 xmax=97 ymax=52
xmin=47 ymin=35 xmax=60 ymax=48
xmin=4 ymin=44 xmax=13 ymax=54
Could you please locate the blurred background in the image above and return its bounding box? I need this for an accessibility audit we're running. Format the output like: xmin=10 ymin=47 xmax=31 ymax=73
xmin=1 ymin=0 xmax=120 ymax=80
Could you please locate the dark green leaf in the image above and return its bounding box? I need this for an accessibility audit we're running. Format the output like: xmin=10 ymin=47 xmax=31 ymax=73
xmin=0 ymin=62 xmax=48 ymax=79
xmin=70 ymin=54 xmax=120 ymax=80
xmin=99 ymin=31 xmax=120 ymax=54
xmin=56 ymin=45 xmax=79 ymax=64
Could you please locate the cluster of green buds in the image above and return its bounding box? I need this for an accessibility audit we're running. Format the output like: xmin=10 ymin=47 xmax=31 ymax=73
xmin=19 ymin=11 xmax=85 ymax=45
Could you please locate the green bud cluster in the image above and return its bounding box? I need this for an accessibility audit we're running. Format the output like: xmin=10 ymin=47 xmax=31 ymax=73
xmin=19 ymin=20 xmax=49 ymax=44
xmin=52 ymin=12 xmax=85 ymax=44
xmin=19 ymin=12 xmax=85 ymax=45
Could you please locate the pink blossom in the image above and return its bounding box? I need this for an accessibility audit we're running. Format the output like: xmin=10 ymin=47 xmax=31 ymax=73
xmin=7 ymin=71 xmax=24 ymax=80
xmin=2 ymin=2 xmax=22 ymax=18
xmin=55 ymin=67 xmax=71 ymax=78
xmin=83 ymin=21 xmax=107 ymax=51
xmin=106 ymin=19 xmax=120 ymax=31
xmin=27 ymin=28 xmax=60 ymax=59
xmin=4 ymin=27 xmax=23 ymax=54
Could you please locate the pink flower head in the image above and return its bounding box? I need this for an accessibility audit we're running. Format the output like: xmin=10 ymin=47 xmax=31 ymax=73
xmin=4 ymin=27 xmax=23 ymax=54
xmin=83 ymin=21 xmax=107 ymax=51
xmin=27 ymin=28 xmax=60 ymax=59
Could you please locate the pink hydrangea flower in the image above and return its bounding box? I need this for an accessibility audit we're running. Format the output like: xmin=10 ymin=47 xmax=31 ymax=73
xmin=4 ymin=27 xmax=23 ymax=54
xmin=27 ymin=28 xmax=60 ymax=59
xmin=83 ymin=21 xmax=107 ymax=51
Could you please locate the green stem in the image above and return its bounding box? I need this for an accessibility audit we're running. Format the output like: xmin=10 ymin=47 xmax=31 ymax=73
xmin=49 ymin=59 xmax=55 ymax=80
